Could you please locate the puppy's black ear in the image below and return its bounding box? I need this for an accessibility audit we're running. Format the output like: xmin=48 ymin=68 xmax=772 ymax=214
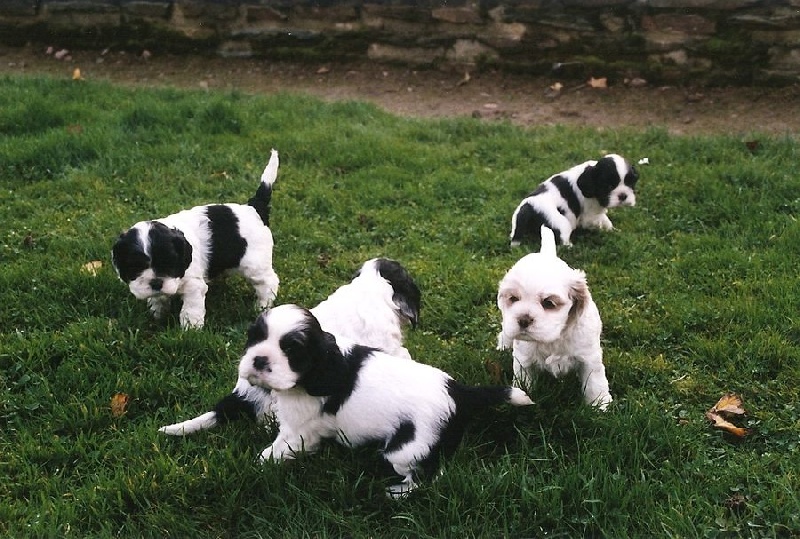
xmin=578 ymin=156 xmax=619 ymax=199
xmin=376 ymin=259 xmax=422 ymax=328
xmin=171 ymin=230 xmax=193 ymax=273
xmin=567 ymin=271 xmax=589 ymax=326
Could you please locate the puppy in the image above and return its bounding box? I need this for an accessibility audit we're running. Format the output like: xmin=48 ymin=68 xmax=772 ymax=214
xmin=497 ymin=226 xmax=612 ymax=410
xmin=159 ymin=257 xmax=421 ymax=435
xmin=509 ymin=153 xmax=638 ymax=246
xmin=112 ymin=150 xmax=281 ymax=329
xmin=239 ymin=304 xmax=533 ymax=497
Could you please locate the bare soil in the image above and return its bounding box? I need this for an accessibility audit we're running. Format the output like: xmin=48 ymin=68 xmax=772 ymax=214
xmin=2 ymin=44 xmax=799 ymax=137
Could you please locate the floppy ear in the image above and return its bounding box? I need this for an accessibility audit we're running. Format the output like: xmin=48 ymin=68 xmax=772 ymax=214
xmin=171 ymin=230 xmax=193 ymax=274
xmin=375 ymin=259 xmax=422 ymax=328
xmin=567 ymin=270 xmax=589 ymax=326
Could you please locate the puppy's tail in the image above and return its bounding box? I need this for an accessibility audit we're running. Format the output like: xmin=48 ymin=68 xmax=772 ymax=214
xmin=158 ymin=379 xmax=273 ymax=436
xmin=248 ymin=149 xmax=279 ymax=226
xmin=448 ymin=380 xmax=534 ymax=415
xmin=539 ymin=225 xmax=558 ymax=257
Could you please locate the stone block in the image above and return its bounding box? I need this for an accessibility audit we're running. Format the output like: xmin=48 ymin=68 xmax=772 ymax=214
xmin=246 ymin=5 xmax=287 ymax=23
xmin=642 ymin=14 xmax=715 ymax=35
xmin=481 ymin=22 xmax=527 ymax=48
xmin=367 ymin=42 xmax=444 ymax=65
xmin=0 ymin=1 xmax=38 ymax=17
xmin=175 ymin=0 xmax=240 ymax=21
xmin=642 ymin=0 xmax=759 ymax=8
xmin=731 ymin=9 xmax=800 ymax=31
xmin=431 ymin=6 xmax=482 ymax=25
xmin=445 ymin=38 xmax=498 ymax=63
xmin=362 ymin=4 xmax=431 ymax=23
xmin=120 ymin=1 xmax=171 ymax=20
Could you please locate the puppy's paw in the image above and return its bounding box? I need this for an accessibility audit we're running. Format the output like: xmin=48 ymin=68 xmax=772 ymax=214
xmin=385 ymin=478 xmax=417 ymax=499
xmin=591 ymin=393 xmax=613 ymax=412
xmin=496 ymin=332 xmax=512 ymax=350
xmin=179 ymin=311 xmax=205 ymax=330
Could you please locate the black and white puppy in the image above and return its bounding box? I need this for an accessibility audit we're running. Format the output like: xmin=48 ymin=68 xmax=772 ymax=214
xmin=159 ymin=258 xmax=421 ymax=435
xmin=509 ymin=153 xmax=638 ymax=246
xmin=112 ymin=150 xmax=281 ymax=329
xmin=239 ymin=304 xmax=533 ymax=497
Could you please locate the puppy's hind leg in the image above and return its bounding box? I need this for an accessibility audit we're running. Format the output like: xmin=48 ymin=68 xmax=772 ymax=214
xmin=249 ymin=268 xmax=280 ymax=310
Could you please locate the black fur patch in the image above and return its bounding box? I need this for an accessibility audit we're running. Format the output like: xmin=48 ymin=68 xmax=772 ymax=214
xmin=213 ymin=392 xmax=259 ymax=422
xmin=149 ymin=222 xmax=193 ymax=278
xmin=112 ymin=228 xmax=150 ymax=283
xmin=510 ymin=203 xmax=556 ymax=244
xmin=384 ymin=420 xmax=416 ymax=454
xmin=374 ymin=258 xmax=421 ymax=328
xmin=576 ymin=157 xmax=622 ymax=207
xmin=247 ymin=182 xmax=274 ymax=226
xmin=245 ymin=314 xmax=269 ymax=349
xmin=550 ymin=175 xmax=582 ymax=217
xmin=205 ymin=205 xmax=247 ymax=279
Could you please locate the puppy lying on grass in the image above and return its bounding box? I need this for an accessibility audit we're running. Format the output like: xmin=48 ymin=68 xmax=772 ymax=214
xmin=239 ymin=304 xmax=533 ymax=497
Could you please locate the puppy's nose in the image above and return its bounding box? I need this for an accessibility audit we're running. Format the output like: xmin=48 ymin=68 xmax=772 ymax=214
xmin=518 ymin=315 xmax=533 ymax=329
xmin=150 ymin=278 xmax=163 ymax=291
xmin=618 ymin=193 xmax=628 ymax=202
xmin=253 ymin=355 xmax=270 ymax=372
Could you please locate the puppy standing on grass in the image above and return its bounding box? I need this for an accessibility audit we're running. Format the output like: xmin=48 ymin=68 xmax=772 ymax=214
xmin=497 ymin=226 xmax=612 ymax=410
xmin=159 ymin=258 xmax=421 ymax=435
xmin=509 ymin=153 xmax=639 ymax=246
xmin=112 ymin=150 xmax=281 ymax=329
xmin=238 ymin=304 xmax=533 ymax=497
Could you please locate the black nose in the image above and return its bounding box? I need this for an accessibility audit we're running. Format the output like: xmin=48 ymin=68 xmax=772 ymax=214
xmin=618 ymin=193 xmax=628 ymax=202
xmin=150 ymin=279 xmax=163 ymax=291
xmin=518 ymin=315 xmax=533 ymax=329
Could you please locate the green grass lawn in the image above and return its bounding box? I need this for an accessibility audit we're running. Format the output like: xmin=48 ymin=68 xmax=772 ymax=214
xmin=1 ymin=75 xmax=799 ymax=538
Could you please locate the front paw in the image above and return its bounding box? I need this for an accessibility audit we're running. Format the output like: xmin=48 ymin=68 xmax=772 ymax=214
xmin=497 ymin=332 xmax=512 ymax=351
xmin=259 ymin=445 xmax=282 ymax=464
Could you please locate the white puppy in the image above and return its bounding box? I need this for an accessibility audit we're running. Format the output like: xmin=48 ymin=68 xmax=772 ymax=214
xmin=509 ymin=153 xmax=638 ymax=246
xmin=497 ymin=226 xmax=612 ymax=410
xmin=112 ymin=151 xmax=281 ymax=329
xmin=239 ymin=304 xmax=533 ymax=497
xmin=159 ymin=258 xmax=421 ymax=435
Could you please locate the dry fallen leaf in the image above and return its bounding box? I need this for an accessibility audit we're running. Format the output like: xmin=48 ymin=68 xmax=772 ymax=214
xmin=72 ymin=68 xmax=82 ymax=80
xmin=706 ymin=393 xmax=749 ymax=438
xmin=81 ymin=260 xmax=103 ymax=276
xmin=110 ymin=393 xmax=129 ymax=418
xmin=711 ymin=393 xmax=746 ymax=417
xmin=705 ymin=411 xmax=749 ymax=438
xmin=484 ymin=359 xmax=504 ymax=384
xmin=588 ymin=77 xmax=608 ymax=88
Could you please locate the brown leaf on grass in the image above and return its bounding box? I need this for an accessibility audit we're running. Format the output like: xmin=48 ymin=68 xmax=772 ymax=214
xmin=706 ymin=393 xmax=749 ymax=437
xmin=705 ymin=411 xmax=749 ymax=438
xmin=72 ymin=68 xmax=82 ymax=80
xmin=484 ymin=359 xmax=504 ymax=384
xmin=710 ymin=393 xmax=746 ymax=418
xmin=81 ymin=260 xmax=103 ymax=276
xmin=110 ymin=393 xmax=129 ymax=418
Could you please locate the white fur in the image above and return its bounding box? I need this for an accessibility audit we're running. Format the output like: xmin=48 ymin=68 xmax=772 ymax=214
xmin=115 ymin=151 xmax=280 ymax=329
xmin=159 ymin=258 xmax=418 ymax=435
xmin=498 ymin=226 xmax=612 ymax=410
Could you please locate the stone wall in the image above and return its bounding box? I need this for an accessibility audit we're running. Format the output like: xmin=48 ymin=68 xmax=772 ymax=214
xmin=1 ymin=1 xmax=799 ymax=85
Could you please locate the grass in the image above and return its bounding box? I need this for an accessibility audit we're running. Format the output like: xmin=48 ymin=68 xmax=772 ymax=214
xmin=1 ymin=74 xmax=799 ymax=538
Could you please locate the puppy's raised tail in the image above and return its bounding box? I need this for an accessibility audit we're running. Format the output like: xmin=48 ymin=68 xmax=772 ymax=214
xmin=248 ymin=149 xmax=279 ymax=226
xmin=539 ymin=225 xmax=558 ymax=257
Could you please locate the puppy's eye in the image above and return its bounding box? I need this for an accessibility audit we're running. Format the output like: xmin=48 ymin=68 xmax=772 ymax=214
xmin=253 ymin=356 xmax=271 ymax=372
xmin=508 ymin=295 xmax=520 ymax=304
xmin=542 ymin=298 xmax=558 ymax=310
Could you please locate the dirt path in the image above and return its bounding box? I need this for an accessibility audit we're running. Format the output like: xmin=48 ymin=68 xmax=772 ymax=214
xmin=2 ymin=45 xmax=798 ymax=137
